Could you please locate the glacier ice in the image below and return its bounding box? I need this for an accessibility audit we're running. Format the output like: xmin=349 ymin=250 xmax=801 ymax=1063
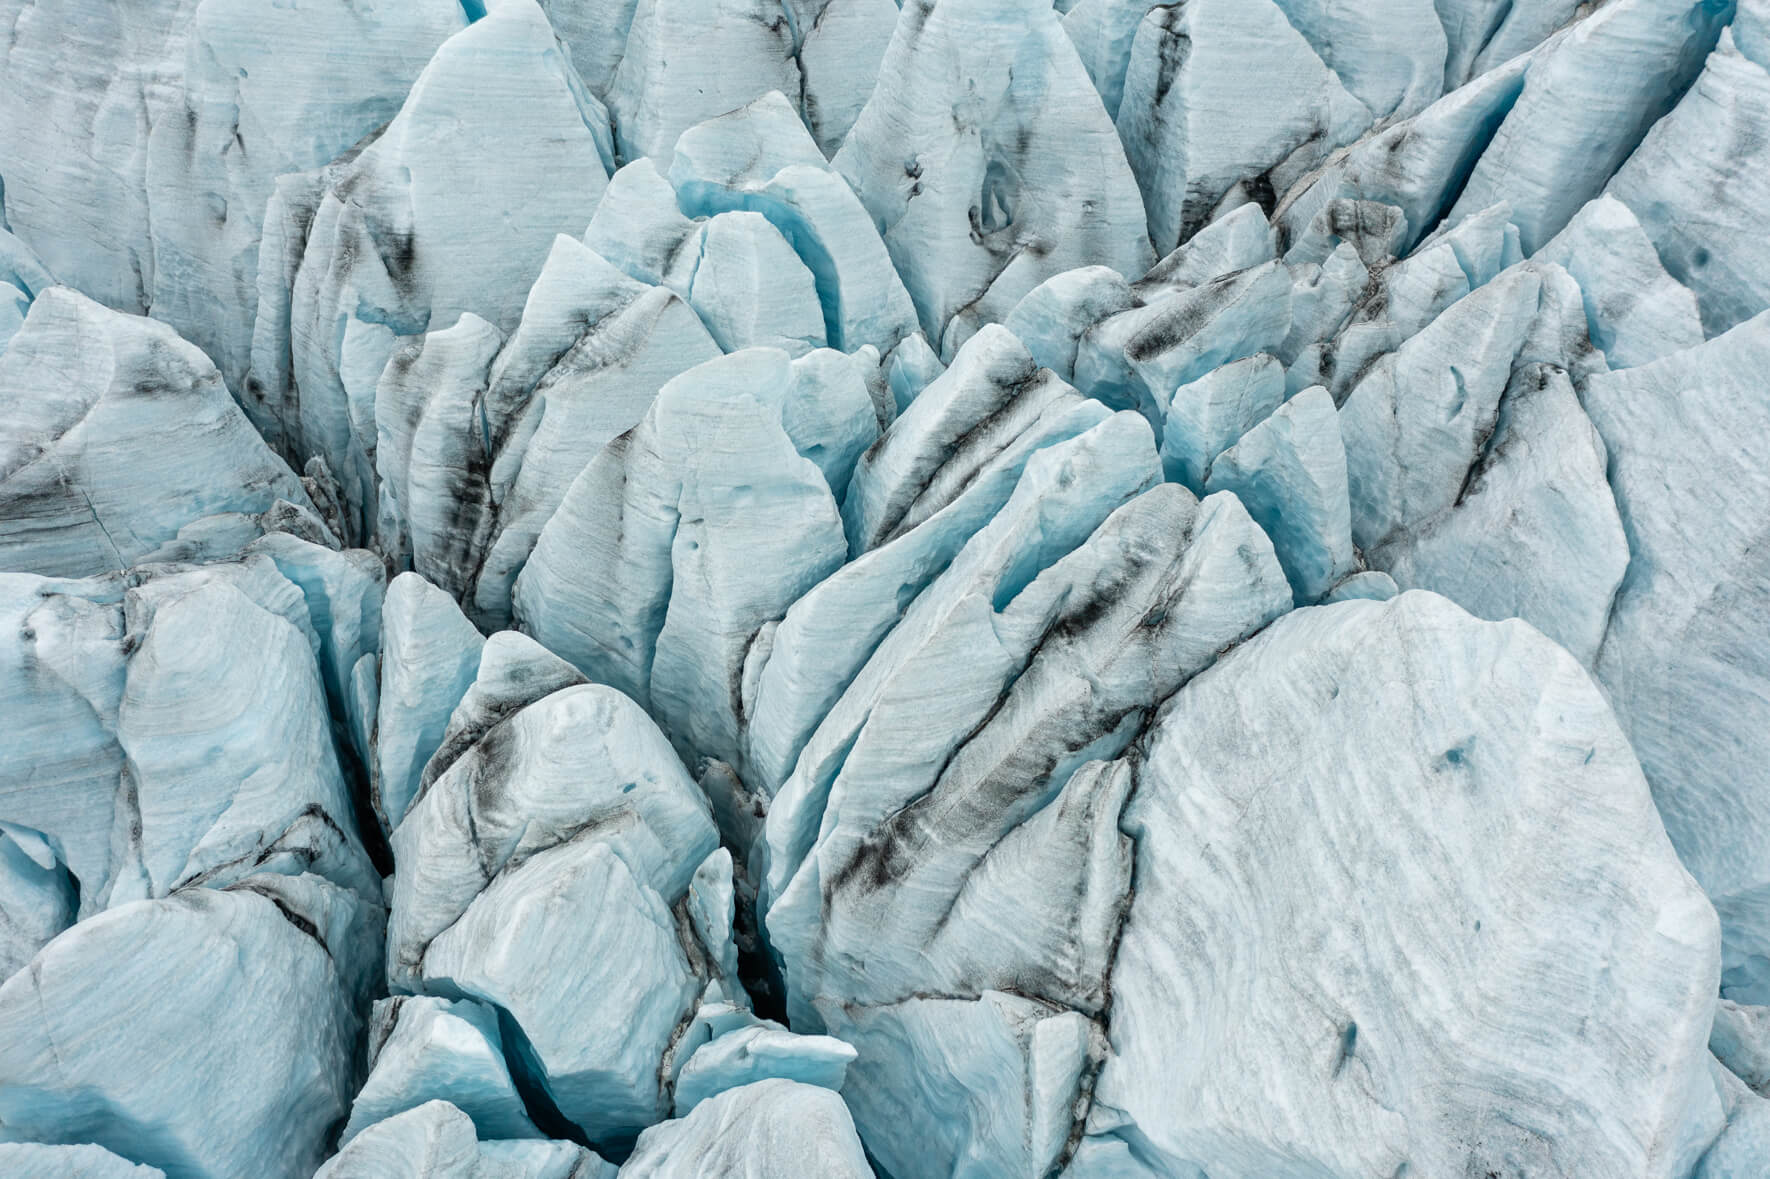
xmin=341 ymin=996 xmax=544 ymax=1145
xmin=619 ymin=1080 xmax=871 ymax=1178
xmin=0 ymin=1143 xmax=168 ymax=1179
xmin=829 ymin=991 xmax=1100 ymax=1178
xmin=1712 ymin=999 xmax=1770 ymax=1095
xmin=833 ymin=0 xmax=1153 ymax=352
xmin=1444 ymin=0 xmax=1729 ymax=255
xmin=2 ymin=0 xmax=1769 ymax=1175
xmin=0 ymin=553 xmax=381 ymax=919
xmin=0 ymin=878 xmax=376 ymax=1179
xmin=1608 ymin=26 xmax=1770 ymax=336
xmin=1582 ymin=313 xmax=1770 ymax=1005
xmin=249 ymin=0 xmax=616 ymax=533
xmin=1534 ymin=193 xmax=1706 ymax=369
xmin=606 ymin=0 xmax=800 ymax=163
xmin=374 ymin=573 xmax=488 ymax=836
xmin=668 ymin=1000 xmax=856 ymax=1114
xmin=0 ymin=288 xmax=312 ymax=577
xmin=0 ymin=0 xmax=464 ymax=393
xmin=315 ymin=1101 xmax=613 ymax=1179
xmin=1086 ymin=592 xmax=1720 ymax=1178
xmin=0 ymin=823 xmax=76 ymax=981
xmin=1116 ymin=0 xmax=1371 ymax=255
xmin=1201 ymin=384 xmax=1355 ymax=604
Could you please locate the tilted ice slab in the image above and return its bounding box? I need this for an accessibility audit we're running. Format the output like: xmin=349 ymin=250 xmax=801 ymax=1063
xmin=741 ymin=326 xmax=1122 ymax=796
xmin=757 ymin=411 xmax=1291 ymax=1172
xmin=1081 ymin=592 xmax=1723 ymax=1179
xmin=1609 ymin=27 xmax=1770 ymax=337
xmin=1534 ymin=194 xmax=1705 ymax=370
xmin=618 ymin=1080 xmax=871 ymax=1179
xmin=341 ymin=996 xmax=543 ymax=1146
xmin=248 ymin=0 xmax=614 ymax=539
xmin=382 ymin=667 xmax=754 ymax=1149
xmin=1583 ymin=312 xmax=1770 ymax=1005
xmin=0 ymin=288 xmax=312 ymax=579
xmin=599 ymin=0 xmax=899 ymax=160
xmin=668 ymin=1001 xmax=856 ymax=1116
xmin=587 ymin=161 xmax=828 ymax=358
xmin=0 ymin=0 xmax=463 ymax=393
xmin=1445 ymin=0 xmax=1730 ymax=255
xmin=0 ymin=875 xmax=378 ymax=1179
xmin=0 ymin=544 xmax=383 ymax=923
xmin=834 ymin=0 xmax=1153 ymax=355
xmin=828 ymin=989 xmax=1102 ymax=1178
xmin=372 ymin=573 xmax=488 ymax=838
xmin=315 ymin=1100 xmax=612 ymax=1179
xmin=606 ymin=0 xmax=800 ymax=163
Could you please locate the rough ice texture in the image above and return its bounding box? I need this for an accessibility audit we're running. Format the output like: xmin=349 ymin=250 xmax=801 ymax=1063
xmin=1 ymin=0 xmax=1767 ymax=1175
xmin=0 ymin=880 xmax=373 ymax=1179
xmin=0 ymin=289 xmax=311 ymax=577
xmin=1087 ymin=593 xmax=1720 ymax=1178
xmin=1583 ymin=314 xmax=1770 ymax=1006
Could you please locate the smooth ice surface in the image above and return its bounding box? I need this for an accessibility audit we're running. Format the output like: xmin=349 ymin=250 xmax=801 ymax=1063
xmin=0 ymin=1143 xmax=167 ymax=1178
xmin=374 ymin=574 xmax=485 ymax=836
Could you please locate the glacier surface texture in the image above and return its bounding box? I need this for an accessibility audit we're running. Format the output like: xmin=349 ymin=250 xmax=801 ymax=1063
xmin=2 ymin=0 xmax=1769 ymax=1176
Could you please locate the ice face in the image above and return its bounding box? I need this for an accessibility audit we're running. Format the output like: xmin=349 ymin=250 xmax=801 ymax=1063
xmin=1583 ymin=314 xmax=1770 ymax=1006
xmin=3 ymin=0 xmax=1769 ymax=1176
xmin=0 ymin=879 xmax=377 ymax=1179
xmin=1088 ymin=593 xmax=1721 ymax=1178
xmin=619 ymin=1080 xmax=872 ymax=1178
xmin=341 ymin=995 xmax=544 ymax=1145
xmin=314 ymin=1100 xmax=614 ymax=1179
xmin=833 ymin=0 xmax=1154 ymax=352
xmin=0 ymin=0 xmax=465 ymax=394
xmin=0 ymin=289 xmax=313 ymax=577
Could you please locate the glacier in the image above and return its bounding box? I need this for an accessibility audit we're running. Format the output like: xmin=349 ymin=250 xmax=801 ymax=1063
xmin=1 ymin=0 xmax=1769 ymax=1175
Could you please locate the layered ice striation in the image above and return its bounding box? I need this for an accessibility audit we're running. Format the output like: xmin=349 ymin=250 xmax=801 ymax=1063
xmin=2 ymin=0 xmax=1769 ymax=1176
